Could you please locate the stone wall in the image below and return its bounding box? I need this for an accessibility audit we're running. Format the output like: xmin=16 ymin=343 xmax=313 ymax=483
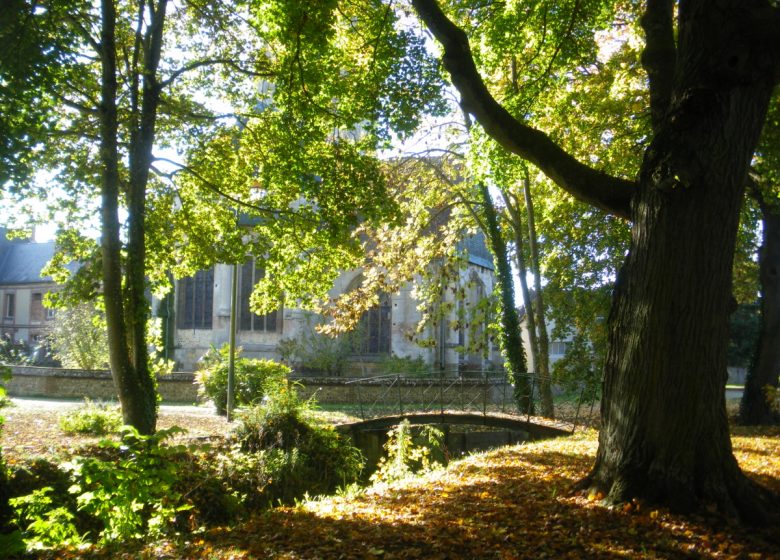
xmin=5 ymin=366 xmax=511 ymax=410
xmin=6 ymin=366 xmax=198 ymax=403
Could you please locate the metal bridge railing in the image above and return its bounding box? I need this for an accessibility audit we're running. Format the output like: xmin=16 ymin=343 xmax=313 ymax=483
xmin=339 ymin=370 xmax=600 ymax=432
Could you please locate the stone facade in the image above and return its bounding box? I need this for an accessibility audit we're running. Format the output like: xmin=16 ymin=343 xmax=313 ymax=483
xmin=171 ymin=238 xmax=500 ymax=373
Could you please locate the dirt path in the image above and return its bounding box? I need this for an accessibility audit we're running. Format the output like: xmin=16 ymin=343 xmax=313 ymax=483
xmin=1 ymin=398 xmax=230 ymax=462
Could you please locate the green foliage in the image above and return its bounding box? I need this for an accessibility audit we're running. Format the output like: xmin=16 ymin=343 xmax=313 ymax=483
xmin=45 ymin=304 xmax=110 ymax=370
xmin=231 ymin=379 xmax=364 ymax=506
xmin=545 ymin=285 xmax=611 ymax=395
xmin=58 ymin=400 xmax=123 ymax=436
xmin=370 ymin=420 xmax=445 ymax=484
xmin=0 ymin=0 xmax=82 ymax=187
xmin=195 ymin=345 xmax=291 ymax=414
xmin=9 ymin=487 xmax=85 ymax=551
xmin=8 ymin=427 xmax=191 ymax=551
xmin=728 ymin=303 xmax=760 ymax=368
xmin=551 ymin=335 xmax=601 ymax=402
xmin=0 ymin=365 xmax=13 ymax=538
xmin=380 ymin=354 xmax=430 ymax=377
xmin=763 ymin=385 xmax=780 ymax=415
xmin=0 ymin=363 xmax=10 ymax=408
xmin=0 ymin=337 xmax=31 ymax=365
xmin=277 ymin=316 xmax=356 ymax=376
xmin=64 ymin=427 xmax=192 ymax=544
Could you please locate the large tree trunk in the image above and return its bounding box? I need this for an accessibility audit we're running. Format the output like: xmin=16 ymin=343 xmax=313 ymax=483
xmin=585 ymin=73 xmax=775 ymax=520
xmin=739 ymin=195 xmax=780 ymax=425
xmin=412 ymin=0 xmax=780 ymax=522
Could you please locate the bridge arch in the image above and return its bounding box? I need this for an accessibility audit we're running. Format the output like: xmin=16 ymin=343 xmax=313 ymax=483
xmin=335 ymin=411 xmax=572 ymax=440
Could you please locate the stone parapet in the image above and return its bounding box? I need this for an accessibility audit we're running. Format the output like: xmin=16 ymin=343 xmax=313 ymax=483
xmin=5 ymin=365 xmax=197 ymax=403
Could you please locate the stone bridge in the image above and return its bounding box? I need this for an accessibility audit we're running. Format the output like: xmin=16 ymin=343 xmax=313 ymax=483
xmin=334 ymin=410 xmax=574 ymax=440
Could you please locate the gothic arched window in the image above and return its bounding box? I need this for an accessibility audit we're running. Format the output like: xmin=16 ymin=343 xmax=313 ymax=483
xmin=239 ymin=259 xmax=282 ymax=332
xmin=177 ymin=268 xmax=214 ymax=329
xmin=347 ymin=276 xmax=391 ymax=355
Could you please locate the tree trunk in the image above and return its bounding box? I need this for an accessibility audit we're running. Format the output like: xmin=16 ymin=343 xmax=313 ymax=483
xmin=585 ymin=78 xmax=775 ymax=519
xmin=739 ymin=195 xmax=780 ymax=425
xmin=99 ymin=0 xmax=148 ymax=433
xmin=504 ymin=185 xmax=554 ymax=418
xmin=522 ymin=173 xmax=554 ymax=417
xmin=412 ymin=0 xmax=780 ymax=521
xmin=97 ymin=0 xmax=167 ymax=435
xmin=478 ymin=183 xmax=531 ymax=413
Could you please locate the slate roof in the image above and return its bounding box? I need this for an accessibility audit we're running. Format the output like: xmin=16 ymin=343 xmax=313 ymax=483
xmin=459 ymin=232 xmax=494 ymax=271
xmin=0 ymin=239 xmax=58 ymax=285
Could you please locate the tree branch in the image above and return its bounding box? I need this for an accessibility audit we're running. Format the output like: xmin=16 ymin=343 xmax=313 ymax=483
xmin=159 ymin=58 xmax=271 ymax=89
xmin=640 ymin=0 xmax=677 ymax=131
xmin=152 ymin=157 xmax=298 ymax=218
xmin=411 ymin=0 xmax=636 ymax=220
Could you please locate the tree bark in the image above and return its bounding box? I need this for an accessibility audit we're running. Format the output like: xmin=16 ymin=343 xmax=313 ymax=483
xmin=99 ymin=0 xmax=148 ymax=433
xmin=97 ymin=0 xmax=168 ymax=434
xmin=413 ymin=0 xmax=780 ymax=521
xmin=504 ymin=186 xmax=554 ymax=418
xmin=588 ymin=84 xmax=775 ymax=525
xmin=739 ymin=193 xmax=780 ymax=425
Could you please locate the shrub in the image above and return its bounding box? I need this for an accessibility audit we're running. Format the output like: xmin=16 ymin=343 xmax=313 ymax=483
xmin=45 ymin=304 xmax=110 ymax=370
xmin=231 ymin=379 xmax=364 ymax=505
xmin=65 ymin=427 xmax=193 ymax=543
xmin=380 ymin=353 xmax=430 ymax=377
xmin=9 ymin=488 xmax=85 ymax=551
xmin=276 ymin=314 xmax=356 ymax=376
xmin=7 ymin=427 xmax=194 ymax=552
xmin=0 ymin=366 xmax=14 ymax=537
xmin=195 ymin=344 xmax=291 ymax=414
xmin=370 ymin=420 xmax=445 ymax=484
xmin=0 ymin=337 xmax=30 ymax=365
xmin=59 ymin=400 xmax=123 ymax=435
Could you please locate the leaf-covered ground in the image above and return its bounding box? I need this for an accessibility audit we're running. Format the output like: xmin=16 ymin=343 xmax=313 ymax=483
xmin=59 ymin=427 xmax=780 ymax=560
xmin=4 ymin=401 xmax=779 ymax=559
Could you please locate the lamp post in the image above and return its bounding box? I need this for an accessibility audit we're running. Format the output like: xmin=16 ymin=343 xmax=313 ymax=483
xmin=227 ymin=260 xmax=238 ymax=421
xmin=227 ymin=79 xmax=274 ymax=422
xmin=227 ymin=240 xmax=239 ymax=420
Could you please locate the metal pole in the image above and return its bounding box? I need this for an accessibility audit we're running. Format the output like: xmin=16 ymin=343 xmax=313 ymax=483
xmin=227 ymin=261 xmax=238 ymax=422
xmin=482 ymin=370 xmax=487 ymax=416
xmin=572 ymin=387 xmax=585 ymax=433
xmin=440 ymin=368 xmax=444 ymax=414
xmin=397 ymin=375 xmax=403 ymax=415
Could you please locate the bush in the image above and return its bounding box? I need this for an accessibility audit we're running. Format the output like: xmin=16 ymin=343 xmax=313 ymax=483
xmin=380 ymin=353 xmax=430 ymax=377
xmin=7 ymin=427 xmax=194 ymax=551
xmin=230 ymin=379 xmax=364 ymax=505
xmin=0 ymin=337 xmax=30 ymax=365
xmin=59 ymin=400 xmax=123 ymax=435
xmin=370 ymin=420 xmax=445 ymax=484
xmin=276 ymin=314 xmax=356 ymax=376
xmin=0 ymin=366 xmax=14 ymax=538
xmin=45 ymin=304 xmax=110 ymax=370
xmin=195 ymin=345 xmax=291 ymax=414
